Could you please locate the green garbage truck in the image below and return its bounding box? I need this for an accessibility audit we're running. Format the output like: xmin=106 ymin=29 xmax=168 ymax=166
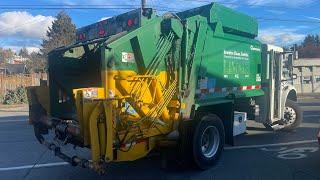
xmin=27 ymin=2 xmax=302 ymax=172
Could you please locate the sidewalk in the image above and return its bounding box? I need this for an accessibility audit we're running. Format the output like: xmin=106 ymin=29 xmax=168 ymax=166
xmin=0 ymin=104 xmax=28 ymax=118
xmin=298 ymin=93 xmax=320 ymax=100
xmin=0 ymin=104 xmax=28 ymax=112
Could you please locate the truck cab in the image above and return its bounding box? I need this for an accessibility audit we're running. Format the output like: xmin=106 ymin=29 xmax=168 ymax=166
xmin=258 ymin=44 xmax=301 ymax=130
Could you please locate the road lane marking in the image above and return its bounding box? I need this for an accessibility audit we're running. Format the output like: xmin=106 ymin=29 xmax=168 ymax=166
xmin=261 ymin=146 xmax=319 ymax=160
xmin=225 ymin=140 xmax=318 ymax=150
xmin=0 ymin=162 xmax=69 ymax=171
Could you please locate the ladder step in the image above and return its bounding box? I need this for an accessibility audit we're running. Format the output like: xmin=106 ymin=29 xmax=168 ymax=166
xmin=271 ymin=124 xmax=285 ymax=130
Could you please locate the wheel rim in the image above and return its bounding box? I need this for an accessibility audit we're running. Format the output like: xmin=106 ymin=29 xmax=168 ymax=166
xmin=200 ymin=126 xmax=220 ymax=158
xmin=283 ymin=106 xmax=297 ymax=126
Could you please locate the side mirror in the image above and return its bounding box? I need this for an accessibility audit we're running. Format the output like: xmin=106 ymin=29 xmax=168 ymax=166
xmin=292 ymin=74 xmax=297 ymax=80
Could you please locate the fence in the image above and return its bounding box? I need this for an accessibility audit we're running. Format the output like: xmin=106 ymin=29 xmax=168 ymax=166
xmin=0 ymin=73 xmax=47 ymax=97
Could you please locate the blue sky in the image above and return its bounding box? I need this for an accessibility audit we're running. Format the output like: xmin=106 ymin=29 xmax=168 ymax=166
xmin=0 ymin=0 xmax=320 ymax=53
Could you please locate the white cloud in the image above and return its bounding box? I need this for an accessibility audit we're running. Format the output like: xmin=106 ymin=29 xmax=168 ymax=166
xmin=0 ymin=11 xmax=55 ymax=39
xmin=259 ymin=27 xmax=305 ymax=46
xmin=307 ymin=16 xmax=320 ymax=21
xmin=26 ymin=47 xmax=41 ymax=54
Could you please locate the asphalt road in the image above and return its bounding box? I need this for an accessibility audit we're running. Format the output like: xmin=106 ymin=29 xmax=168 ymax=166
xmin=1 ymin=98 xmax=320 ymax=180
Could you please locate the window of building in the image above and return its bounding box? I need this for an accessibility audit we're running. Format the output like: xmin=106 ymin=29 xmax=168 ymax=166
xmin=303 ymin=76 xmax=311 ymax=84
xmin=315 ymin=75 xmax=320 ymax=82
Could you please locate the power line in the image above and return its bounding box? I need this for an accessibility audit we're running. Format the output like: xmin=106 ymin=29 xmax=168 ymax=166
xmin=181 ymin=0 xmax=317 ymax=9
xmin=0 ymin=4 xmax=174 ymax=9
xmin=0 ymin=5 xmax=177 ymax=12
xmin=0 ymin=1 xmax=317 ymax=10
xmin=0 ymin=4 xmax=139 ymax=6
xmin=0 ymin=7 xmax=137 ymax=10
xmin=1 ymin=5 xmax=320 ymax=24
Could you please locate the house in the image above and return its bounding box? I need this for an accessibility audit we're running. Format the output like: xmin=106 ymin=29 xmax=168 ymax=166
xmin=7 ymin=55 xmax=29 ymax=64
xmin=1 ymin=64 xmax=27 ymax=75
xmin=292 ymin=58 xmax=320 ymax=93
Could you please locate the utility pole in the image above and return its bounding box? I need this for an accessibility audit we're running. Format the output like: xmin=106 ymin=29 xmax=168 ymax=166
xmin=141 ymin=0 xmax=148 ymax=17
xmin=141 ymin=0 xmax=146 ymax=9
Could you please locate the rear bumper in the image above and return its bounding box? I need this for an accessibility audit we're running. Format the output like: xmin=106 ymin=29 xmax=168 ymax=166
xmin=32 ymin=117 xmax=101 ymax=172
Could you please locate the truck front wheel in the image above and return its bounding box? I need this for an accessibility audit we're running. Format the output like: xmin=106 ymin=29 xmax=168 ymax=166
xmin=193 ymin=115 xmax=225 ymax=170
xmin=283 ymin=99 xmax=302 ymax=130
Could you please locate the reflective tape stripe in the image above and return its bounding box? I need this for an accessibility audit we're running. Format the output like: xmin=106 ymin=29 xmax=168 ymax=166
xmin=241 ymin=86 xmax=247 ymax=90
xmin=196 ymin=84 xmax=261 ymax=94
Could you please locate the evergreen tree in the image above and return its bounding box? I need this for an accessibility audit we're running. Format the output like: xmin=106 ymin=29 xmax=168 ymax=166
xmin=302 ymin=34 xmax=315 ymax=47
xmin=27 ymin=11 xmax=76 ymax=72
xmin=19 ymin=47 xmax=29 ymax=58
xmin=41 ymin=11 xmax=76 ymax=55
xmin=298 ymin=34 xmax=320 ymax=58
xmin=315 ymin=35 xmax=320 ymax=47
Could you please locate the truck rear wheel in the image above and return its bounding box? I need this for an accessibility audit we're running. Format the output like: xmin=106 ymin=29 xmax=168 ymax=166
xmin=193 ymin=115 xmax=225 ymax=170
xmin=283 ymin=99 xmax=302 ymax=130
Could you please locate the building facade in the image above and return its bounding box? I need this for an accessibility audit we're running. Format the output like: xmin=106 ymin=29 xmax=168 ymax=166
xmin=7 ymin=55 xmax=29 ymax=64
xmin=293 ymin=58 xmax=320 ymax=94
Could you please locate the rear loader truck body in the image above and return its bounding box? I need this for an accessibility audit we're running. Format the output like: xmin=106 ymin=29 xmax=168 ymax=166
xmin=27 ymin=3 xmax=302 ymax=172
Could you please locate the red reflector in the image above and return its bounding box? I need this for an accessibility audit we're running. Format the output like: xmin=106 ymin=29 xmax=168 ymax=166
xmin=98 ymin=29 xmax=106 ymax=36
xmin=79 ymin=33 xmax=85 ymax=40
xmin=127 ymin=19 xmax=133 ymax=27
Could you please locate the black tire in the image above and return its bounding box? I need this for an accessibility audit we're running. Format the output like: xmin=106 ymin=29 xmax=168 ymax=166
xmin=283 ymin=99 xmax=302 ymax=130
xmin=193 ymin=115 xmax=225 ymax=170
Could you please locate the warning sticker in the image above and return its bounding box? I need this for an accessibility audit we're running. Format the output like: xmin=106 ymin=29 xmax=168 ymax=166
xmin=83 ymin=88 xmax=98 ymax=99
xmin=122 ymin=52 xmax=135 ymax=63
xmin=124 ymin=102 xmax=137 ymax=115
xmin=256 ymin=74 xmax=261 ymax=82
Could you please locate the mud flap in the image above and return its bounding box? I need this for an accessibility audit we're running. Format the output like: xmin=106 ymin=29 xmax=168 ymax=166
xmin=27 ymin=87 xmax=49 ymax=143
xmin=219 ymin=103 xmax=234 ymax=146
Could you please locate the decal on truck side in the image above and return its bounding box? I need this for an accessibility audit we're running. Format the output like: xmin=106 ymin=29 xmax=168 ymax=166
xmin=122 ymin=52 xmax=135 ymax=63
xmin=250 ymin=45 xmax=261 ymax=52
